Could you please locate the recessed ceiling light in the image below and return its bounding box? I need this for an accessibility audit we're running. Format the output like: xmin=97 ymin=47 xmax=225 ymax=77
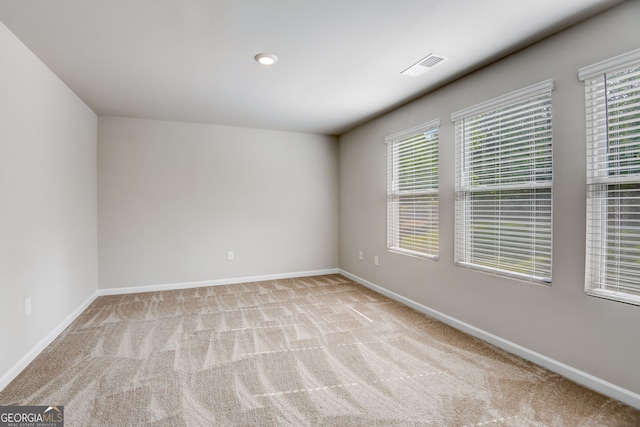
xmin=255 ymin=53 xmax=278 ymax=65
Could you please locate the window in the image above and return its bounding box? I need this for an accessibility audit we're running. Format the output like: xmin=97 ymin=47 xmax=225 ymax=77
xmin=580 ymin=48 xmax=640 ymax=305
xmin=452 ymin=80 xmax=553 ymax=283
xmin=386 ymin=119 xmax=440 ymax=259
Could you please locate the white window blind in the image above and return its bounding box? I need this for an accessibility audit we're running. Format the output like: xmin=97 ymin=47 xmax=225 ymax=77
xmin=386 ymin=119 xmax=440 ymax=259
xmin=580 ymin=48 xmax=640 ymax=305
xmin=452 ymin=80 xmax=553 ymax=283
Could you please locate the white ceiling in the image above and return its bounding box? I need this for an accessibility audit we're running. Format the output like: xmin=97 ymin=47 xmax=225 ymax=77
xmin=0 ymin=0 xmax=624 ymax=135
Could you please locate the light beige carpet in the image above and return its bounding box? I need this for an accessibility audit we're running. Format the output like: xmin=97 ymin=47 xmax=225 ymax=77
xmin=1 ymin=274 xmax=639 ymax=426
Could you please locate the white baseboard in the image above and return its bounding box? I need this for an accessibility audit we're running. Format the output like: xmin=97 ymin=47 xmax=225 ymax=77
xmin=339 ymin=269 xmax=640 ymax=410
xmin=0 ymin=290 xmax=99 ymax=391
xmin=98 ymin=269 xmax=340 ymax=296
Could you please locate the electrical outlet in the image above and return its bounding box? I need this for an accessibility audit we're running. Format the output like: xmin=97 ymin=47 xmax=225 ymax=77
xmin=358 ymin=250 xmax=363 ymax=260
xmin=227 ymin=251 xmax=234 ymax=261
xmin=374 ymin=256 xmax=379 ymax=266
xmin=25 ymin=298 xmax=31 ymax=316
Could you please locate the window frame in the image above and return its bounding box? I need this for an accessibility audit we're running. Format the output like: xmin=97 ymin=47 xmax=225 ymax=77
xmin=580 ymin=48 xmax=640 ymax=306
xmin=386 ymin=119 xmax=440 ymax=260
xmin=451 ymin=80 xmax=554 ymax=284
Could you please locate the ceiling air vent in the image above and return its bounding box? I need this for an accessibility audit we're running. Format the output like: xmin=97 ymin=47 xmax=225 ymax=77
xmin=401 ymin=53 xmax=448 ymax=77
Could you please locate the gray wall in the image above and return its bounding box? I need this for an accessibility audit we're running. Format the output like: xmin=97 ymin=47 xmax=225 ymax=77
xmin=98 ymin=116 xmax=338 ymax=289
xmin=339 ymin=1 xmax=640 ymax=395
xmin=0 ymin=22 xmax=98 ymax=379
